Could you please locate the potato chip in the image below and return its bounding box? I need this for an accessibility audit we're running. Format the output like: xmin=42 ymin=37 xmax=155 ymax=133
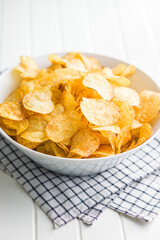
xmin=20 ymin=115 xmax=48 ymax=142
xmin=91 ymin=125 xmax=120 ymax=134
xmin=95 ymin=132 xmax=110 ymax=145
xmin=114 ymin=87 xmax=140 ymax=107
xmin=51 ymin=142 xmax=66 ymax=157
xmin=20 ymin=79 xmax=40 ymax=94
xmin=136 ymin=123 xmax=152 ymax=146
xmin=100 ymin=131 xmax=116 ymax=150
xmin=136 ymin=90 xmax=160 ymax=123
xmin=66 ymin=58 xmax=87 ymax=72
xmin=52 ymin=68 xmax=82 ymax=85
xmin=62 ymin=92 xmax=76 ymax=111
xmin=36 ymin=145 xmax=46 ymax=154
xmin=91 ymin=144 xmax=114 ymax=157
xmin=80 ymin=98 xmax=120 ymax=126
xmin=116 ymin=126 xmax=132 ymax=153
xmin=45 ymin=110 xmax=81 ymax=142
xmin=17 ymin=135 xmax=40 ymax=149
xmin=122 ymin=65 xmax=136 ymax=77
xmin=87 ymin=57 xmax=101 ymax=71
xmin=48 ymin=54 xmax=67 ymax=66
xmin=1 ymin=124 xmax=17 ymax=136
xmin=2 ymin=118 xmax=29 ymax=135
xmin=48 ymin=103 xmax=65 ymax=119
xmin=113 ymin=99 xmax=135 ymax=128
xmin=112 ymin=64 xmax=127 ymax=76
xmin=23 ymin=87 xmax=54 ymax=114
xmin=69 ymin=128 xmax=100 ymax=157
xmin=57 ymin=143 xmax=69 ymax=154
xmin=4 ymin=88 xmax=23 ymax=103
xmin=131 ymin=120 xmax=142 ymax=136
xmin=14 ymin=56 xmax=39 ymax=78
xmin=0 ymin=102 xmax=25 ymax=121
xmin=83 ymin=72 xmax=113 ymax=101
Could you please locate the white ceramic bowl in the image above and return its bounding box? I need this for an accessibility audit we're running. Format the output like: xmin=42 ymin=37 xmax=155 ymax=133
xmin=0 ymin=53 xmax=160 ymax=176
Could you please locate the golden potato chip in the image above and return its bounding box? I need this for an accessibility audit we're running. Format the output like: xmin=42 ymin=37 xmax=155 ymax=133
xmin=23 ymin=87 xmax=54 ymax=114
xmin=20 ymin=79 xmax=40 ymax=94
xmin=45 ymin=110 xmax=81 ymax=142
xmin=36 ymin=145 xmax=46 ymax=154
xmin=116 ymin=126 xmax=132 ymax=154
xmin=136 ymin=90 xmax=160 ymax=123
xmin=136 ymin=123 xmax=152 ymax=146
xmin=48 ymin=54 xmax=67 ymax=66
xmin=80 ymin=98 xmax=120 ymax=126
xmin=20 ymin=115 xmax=48 ymax=142
xmin=95 ymin=132 xmax=110 ymax=145
xmin=1 ymin=124 xmax=17 ymax=136
xmin=131 ymin=120 xmax=142 ymax=136
xmin=62 ymin=92 xmax=76 ymax=111
xmin=114 ymin=87 xmax=140 ymax=107
xmin=83 ymin=72 xmax=113 ymax=101
xmin=0 ymin=102 xmax=25 ymax=121
xmin=91 ymin=145 xmax=114 ymax=157
xmin=91 ymin=125 xmax=120 ymax=134
xmin=66 ymin=58 xmax=87 ymax=72
xmin=14 ymin=56 xmax=39 ymax=79
xmin=2 ymin=118 xmax=29 ymax=135
xmin=87 ymin=57 xmax=101 ymax=71
xmin=51 ymin=142 xmax=66 ymax=157
xmin=69 ymin=128 xmax=100 ymax=157
xmin=57 ymin=143 xmax=69 ymax=154
xmin=17 ymin=135 xmax=40 ymax=149
xmin=48 ymin=103 xmax=65 ymax=119
xmin=47 ymin=63 xmax=62 ymax=72
xmin=52 ymin=68 xmax=82 ymax=85
xmin=112 ymin=64 xmax=127 ymax=76
xmin=4 ymin=88 xmax=23 ymax=102
xmin=114 ymin=99 xmax=135 ymax=128
xmin=100 ymin=131 xmax=116 ymax=151
xmin=122 ymin=65 xmax=136 ymax=77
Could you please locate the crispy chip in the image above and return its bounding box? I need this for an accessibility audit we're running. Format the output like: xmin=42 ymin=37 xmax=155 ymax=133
xmin=23 ymin=87 xmax=54 ymax=114
xmin=14 ymin=56 xmax=39 ymax=78
xmin=114 ymin=87 xmax=140 ymax=107
xmin=69 ymin=128 xmax=100 ymax=157
xmin=83 ymin=72 xmax=113 ymax=100
xmin=2 ymin=118 xmax=29 ymax=135
xmin=112 ymin=64 xmax=127 ymax=76
xmin=48 ymin=54 xmax=67 ymax=66
xmin=91 ymin=125 xmax=120 ymax=134
xmin=51 ymin=142 xmax=66 ymax=157
xmin=62 ymin=92 xmax=76 ymax=111
xmin=131 ymin=120 xmax=142 ymax=136
xmin=52 ymin=68 xmax=82 ymax=85
xmin=66 ymin=58 xmax=87 ymax=72
xmin=20 ymin=115 xmax=48 ymax=142
xmin=87 ymin=57 xmax=101 ymax=71
xmin=116 ymin=126 xmax=132 ymax=153
xmin=0 ymin=102 xmax=25 ymax=121
xmin=114 ymin=99 xmax=135 ymax=128
xmin=136 ymin=123 xmax=152 ymax=146
xmin=122 ymin=65 xmax=136 ymax=77
xmin=100 ymin=131 xmax=116 ymax=151
xmin=45 ymin=111 xmax=81 ymax=142
xmin=136 ymin=90 xmax=160 ymax=123
xmin=4 ymin=88 xmax=23 ymax=103
xmin=91 ymin=145 xmax=114 ymax=157
xmin=48 ymin=103 xmax=65 ymax=119
xmin=1 ymin=124 xmax=17 ymax=136
xmin=17 ymin=136 xmax=40 ymax=149
xmin=80 ymin=98 xmax=120 ymax=126
xmin=95 ymin=132 xmax=110 ymax=145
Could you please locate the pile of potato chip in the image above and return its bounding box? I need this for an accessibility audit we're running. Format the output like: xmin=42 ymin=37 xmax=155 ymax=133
xmin=0 ymin=52 xmax=160 ymax=158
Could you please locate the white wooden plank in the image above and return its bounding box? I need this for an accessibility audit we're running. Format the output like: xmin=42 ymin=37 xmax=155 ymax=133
xmin=1 ymin=0 xmax=31 ymax=69
xmin=0 ymin=171 xmax=35 ymax=240
xmin=31 ymin=0 xmax=63 ymax=56
xmin=80 ymin=209 xmax=125 ymax=240
xmin=115 ymin=0 xmax=160 ymax=84
xmin=120 ymin=213 xmax=160 ymax=240
xmin=36 ymin=205 xmax=81 ymax=240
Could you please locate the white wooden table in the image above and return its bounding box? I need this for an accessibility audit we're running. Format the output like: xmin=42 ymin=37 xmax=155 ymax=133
xmin=0 ymin=0 xmax=160 ymax=239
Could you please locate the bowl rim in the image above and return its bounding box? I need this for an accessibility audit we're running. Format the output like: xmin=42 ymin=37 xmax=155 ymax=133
xmin=0 ymin=52 xmax=160 ymax=163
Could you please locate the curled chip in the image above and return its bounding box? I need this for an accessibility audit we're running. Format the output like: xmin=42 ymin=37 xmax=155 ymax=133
xmin=62 ymin=92 xmax=76 ymax=111
xmin=17 ymin=136 xmax=40 ymax=149
xmin=114 ymin=87 xmax=140 ymax=107
xmin=69 ymin=128 xmax=100 ymax=157
xmin=4 ymin=88 xmax=23 ymax=103
xmin=80 ymin=98 xmax=120 ymax=126
xmin=45 ymin=110 xmax=81 ymax=142
xmin=101 ymin=131 xmax=116 ymax=151
xmin=0 ymin=102 xmax=25 ymax=121
xmin=91 ymin=145 xmax=114 ymax=157
xmin=1 ymin=125 xmax=17 ymax=136
xmin=51 ymin=142 xmax=66 ymax=157
xmin=2 ymin=118 xmax=29 ymax=135
xmin=48 ymin=103 xmax=65 ymax=119
xmin=116 ymin=126 xmax=132 ymax=154
xmin=67 ymin=59 xmax=87 ymax=72
xmin=87 ymin=57 xmax=101 ymax=71
xmin=20 ymin=115 xmax=48 ymax=142
xmin=52 ymin=68 xmax=82 ymax=85
xmin=131 ymin=120 xmax=142 ymax=136
xmin=48 ymin=54 xmax=67 ymax=66
xmin=14 ymin=56 xmax=39 ymax=78
xmin=114 ymin=99 xmax=135 ymax=128
xmin=91 ymin=125 xmax=120 ymax=134
xmin=136 ymin=123 xmax=152 ymax=147
xmin=83 ymin=72 xmax=113 ymax=100
xmin=112 ymin=64 xmax=135 ymax=77
xmin=23 ymin=88 xmax=54 ymax=114
xmin=136 ymin=90 xmax=160 ymax=123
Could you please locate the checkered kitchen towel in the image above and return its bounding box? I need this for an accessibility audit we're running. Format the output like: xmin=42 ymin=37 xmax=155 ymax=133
xmin=0 ymin=134 xmax=160 ymax=228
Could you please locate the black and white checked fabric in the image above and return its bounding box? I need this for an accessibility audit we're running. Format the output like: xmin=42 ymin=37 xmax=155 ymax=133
xmin=0 ymin=134 xmax=160 ymax=228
